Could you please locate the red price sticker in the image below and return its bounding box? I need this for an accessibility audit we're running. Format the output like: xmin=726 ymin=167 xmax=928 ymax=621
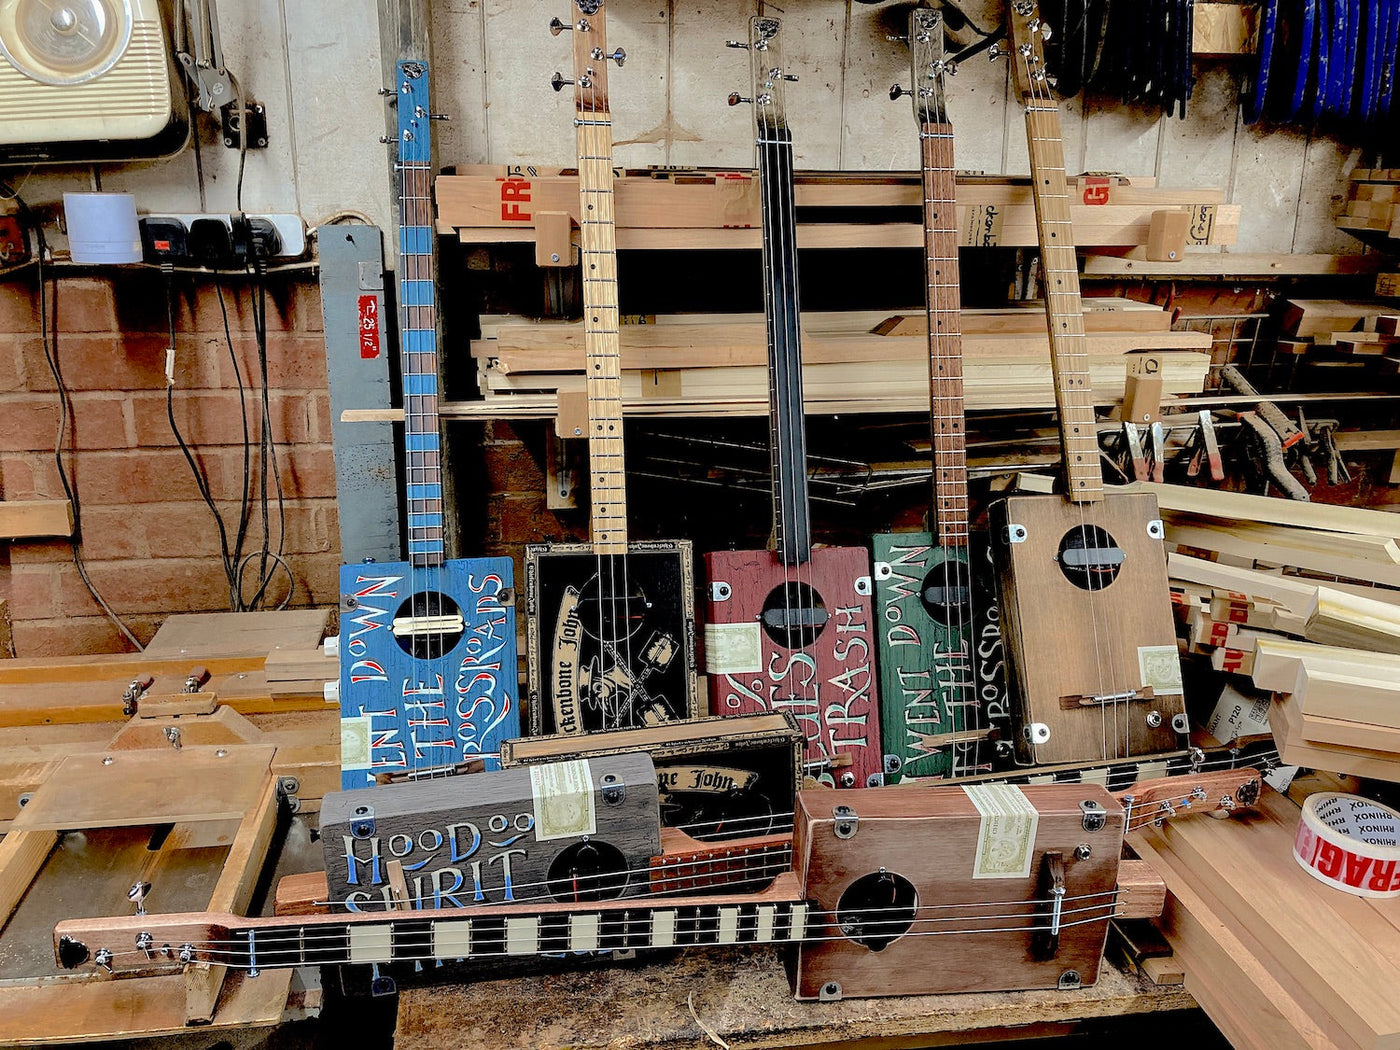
xmin=358 ymin=295 xmax=381 ymax=359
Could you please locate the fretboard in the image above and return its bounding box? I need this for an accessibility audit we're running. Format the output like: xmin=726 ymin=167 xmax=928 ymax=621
xmin=757 ymin=120 xmax=813 ymax=565
xmin=920 ymin=122 xmax=970 ymax=544
xmin=573 ymin=26 xmax=628 ymax=555
xmin=395 ymin=67 xmax=446 ymax=567
xmin=1023 ymin=103 xmax=1103 ymax=502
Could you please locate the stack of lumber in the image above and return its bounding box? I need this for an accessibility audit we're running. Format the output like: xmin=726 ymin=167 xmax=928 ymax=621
xmin=438 ymin=168 xmax=1240 ymax=253
xmin=1131 ymin=785 xmax=1400 ymax=1050
xmin=1274 ymin=298 xmax=1400 ymax=361
xmin=1132 ymin=482 xmax=1400 ymax=780
xmin=473 ymin=301 xmax=1212 ymax=417
xmin=1338 ymin=168 xmax=1400 ymax=240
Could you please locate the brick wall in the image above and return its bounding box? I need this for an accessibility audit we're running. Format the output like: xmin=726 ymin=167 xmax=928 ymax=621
xmin=0 ymin=272 xmax=339 ymax=656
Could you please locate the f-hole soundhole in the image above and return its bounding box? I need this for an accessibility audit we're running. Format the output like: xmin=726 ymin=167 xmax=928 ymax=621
xmin=919 ymin=558 xmax=973 ymax=628
xmin=1056 ymin=525 xmax=1125 ymax=591
xmin=546 ymin=840 xmax=629 ymax=903
xmin=760 ymin=581 xmax=829 ymax=649
xmin=836 ymin=870 xmax=918 ymax=952
xmin=393 ymin=591 xmax=465 ymax=658
xmin=578 ymin=566 xmax=651 ymax=644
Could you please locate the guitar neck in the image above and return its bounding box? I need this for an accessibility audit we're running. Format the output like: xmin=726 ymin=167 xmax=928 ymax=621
xmin=920 ymin=121 xmax=970 ymax=545
xmin=572 ymin=9 xmax=629 ymax=555
xmin=396 ymin=65 xmax=447 ymax=566
xmin=1022 ymin=101 xmax=1103 ymax=503
xmin=54 ymin=876 xmax=810 ymax=975
xmin=757 ymin=123 xmax=813 ymax=565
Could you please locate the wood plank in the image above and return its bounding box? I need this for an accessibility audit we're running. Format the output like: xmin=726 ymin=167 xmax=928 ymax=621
xmin=0 ymin=600 xmax=12 ymax=660
xmin=1141 ymin=484 xmax=1400 ymax=538
xmin=9 ymin=746 xmax=275 ymax=832
xmin=262 ymin=649 xmax=337 ymax=683
xmin=0 ymin=969 xmax=292 ymax=1044
xmin=0 ymin=500 xmax=73 ymax=540
xmin=143 ymin=611 xmax=330 ymax=658
xmin=1135 ymin=788 xmax=1400 ymax=1050
xmin=1297 ymin=708 xmax=1400 ymax=753
xmin=0 ymin=831 xmax=57 ymax=930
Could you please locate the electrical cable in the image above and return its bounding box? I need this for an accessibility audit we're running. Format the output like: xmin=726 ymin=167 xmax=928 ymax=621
xmin=16 ymin=199 xmax=145 ymax=650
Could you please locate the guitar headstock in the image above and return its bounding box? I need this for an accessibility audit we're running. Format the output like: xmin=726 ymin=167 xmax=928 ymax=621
xmin=1006 ymin=0 xmax=1053 ymax=105
xmin=550 ymin=0 xmax=623 ymax=117
xmin=1116 ymin=768 xmax=1263 ymax=832
xmin=905 ymin=7 xmax=950 ymax=125
xmin=726 ymin=16 xmax=795 ymax=134
xmin=394 ymin=60 xmax=431 ymax=166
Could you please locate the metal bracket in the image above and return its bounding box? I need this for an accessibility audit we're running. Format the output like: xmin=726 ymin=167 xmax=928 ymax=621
xmin=1079 ymin=799 xmax=1107 ymax=833
xmin=710 ymin=581 xmax=732 ymax=602
xmin=818 ymin=980 xmax=843 ymax=1002
xmin=1146 ymin=519 xmax=1165 ymax=540
xmin=855 ymin=575 xmax=872 ymax=597
xmin=1058 ymin=969 xmax=1082 ymax=990
xmin=601 ymin=772 xmax=626 ymax=806
xmin=1024 ymin=722 xmax=1050 ymax=745
xmin=278 ymin=776 xmax=302 ymax=814
xmin=350 ymin=804 xmax=376 ymax=839
xmin=873 ymin=561 xmax=893 ymax=581
xmin=1171 ymin=712 xmax=1190 ymax=734
xmin=832 ymin=805 xmax=859 ymax=840
xmin=1004 ymin=522 xmax=1028 ymax=544
xmin=883 ymin=754 xmax=903 ymax=775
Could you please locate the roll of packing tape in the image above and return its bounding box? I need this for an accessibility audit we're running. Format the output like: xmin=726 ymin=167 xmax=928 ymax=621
xmin=1293 ymin=792 xmax=1400 ymax=898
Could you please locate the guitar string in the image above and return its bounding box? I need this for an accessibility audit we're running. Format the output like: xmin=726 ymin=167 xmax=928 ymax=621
xmin=84 ymin=908 xmax=1126 ymax=968
xmin=307 ymin=779 xmax=1257 ymax=910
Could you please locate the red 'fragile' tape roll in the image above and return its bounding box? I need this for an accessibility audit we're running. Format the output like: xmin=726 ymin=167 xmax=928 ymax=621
xmin=1293 ymin=792 xmax=1400 ymax=898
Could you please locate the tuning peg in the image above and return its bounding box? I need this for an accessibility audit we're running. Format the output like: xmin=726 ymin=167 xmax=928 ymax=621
xmin=377 ymin=87 xmax=395 ymax=97
xmin=725 ymin=40 xmax=749 ymax=49
xmin=378 ymin=134 xmax=393 ymax=144
xmin=136 ymin=932 xmax=155 ymax=959
xmin=885 ymin=33 xmax=909 ymax=43
xmin=94 ymin=948 xmax=113 ymax=974
xmin=727 ymin=92 xmax=753 ymax=106
xmin=127 ymin=881 xmax=151 ymax=917
xmin=548 ymin=16 xmax=572 ymax=35
xmin=592 ymin=46 xmax=626 ymax=66
xmin=987 ymin=43 xmax=1009 ymax=60
xmin=889 ymin=84 xmax=909 ymax=101
xmin=768 ymin=67 xmax=799 ymax=83
xmin=428 ymin=113 xmax=450 ymax=121
xmin=551 ymin=72 xmax=574 ymax=92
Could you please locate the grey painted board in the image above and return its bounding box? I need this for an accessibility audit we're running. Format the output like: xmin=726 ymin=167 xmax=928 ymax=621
xmin=319 ymin=224 xmax=400 ymax=565
xmin=320 ymin=753 xmax=663 ymax=911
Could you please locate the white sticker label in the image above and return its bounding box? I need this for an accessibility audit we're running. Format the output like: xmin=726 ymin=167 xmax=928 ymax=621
xmin=704 ymin=622 xmax=763 ymax=675
xmin=340 ymin=716 xmax=373 ymax=770
xmin=1138 ymin=645 xmax=1184 ymax=696
xmin=1205 ymin=683 xmax=1272 ymax=743
xmin=964 ymin=784 xmax=1039 ymax=879
xmin=530 ymin=759 xmax=597 ymax=841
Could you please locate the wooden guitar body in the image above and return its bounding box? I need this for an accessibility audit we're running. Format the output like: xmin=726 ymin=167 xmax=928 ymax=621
xmin=790 ymin=782 xmax=1125 ymax=999
xmin=990 ymin=490 xmax=1184 ymax=764
xmin=526 ymin=541 xmax=697 ymax=735
xmin=705 ymin=546 xmax=883 ymax=788
xmin=872 ymin=533 xmax=1010 ymax=780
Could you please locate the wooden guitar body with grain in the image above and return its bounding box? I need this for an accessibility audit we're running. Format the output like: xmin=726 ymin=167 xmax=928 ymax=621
xmin=991 ymin=490 xmax=1184 ymax=764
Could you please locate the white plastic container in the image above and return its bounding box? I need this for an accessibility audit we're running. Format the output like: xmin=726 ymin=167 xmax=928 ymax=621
xmin=63 ymin=192 xmax=141 ymax=264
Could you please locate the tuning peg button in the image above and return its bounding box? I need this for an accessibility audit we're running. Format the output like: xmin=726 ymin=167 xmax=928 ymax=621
xmin=728 ymin=92 xmax=753 ymax=106
xmin=725 ymin=40 xmax=749 ymax=49
xmin=592 ymin=46 xmax=626 ymax=67
xmin=551 ymin=72 xmax=574 ymax=92
xmin=890 ymin=84 xmax=909 ymax=101
xmin=548 ymin=17 xmax=572 ymax=35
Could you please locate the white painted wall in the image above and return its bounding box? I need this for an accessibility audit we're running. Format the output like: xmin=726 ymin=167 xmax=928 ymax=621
xmin=433 ymin=0 xmax=1365 ymax=255
xmin=2 ymin=1 xmax=1362 ymax=257
xmin=9 ymin=0 xmax=393 ymax=240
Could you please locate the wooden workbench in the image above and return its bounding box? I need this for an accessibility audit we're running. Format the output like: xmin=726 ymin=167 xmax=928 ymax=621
xmin=395 ymin=945 xmax=1195 ymax=1050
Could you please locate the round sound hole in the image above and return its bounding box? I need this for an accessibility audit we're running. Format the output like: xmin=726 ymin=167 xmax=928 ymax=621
xmin=577 ymin=568 xmax=652 ymax=644
xmin=919 ymin=557 xmax=975 ymax=628
xmin=1056 ymin=524 xmax=1125 ymax=592
xmin=760 ymin=581 xmax=829 ymax=650
xmin=393 ymin=590 xmax=465 ymax=658
xmin=546 ymin=840 xmax=629 ymax=903
xmin=835 ymin=869 xmax=918 ymax=952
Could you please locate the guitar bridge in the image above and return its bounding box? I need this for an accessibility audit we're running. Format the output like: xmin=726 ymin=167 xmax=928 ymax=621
xmin=392 ymin=613 xmax=466 ymax=637
xmin=1059 ymin=687 xmax=1155 ymax=710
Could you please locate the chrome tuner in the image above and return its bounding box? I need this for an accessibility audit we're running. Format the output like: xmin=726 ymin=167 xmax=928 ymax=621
xmin=551 ymin=72 xmax=574 ymax=92
xmin=885 ymin=33 xmax=909 ymax=43
xmin=592 ymin=46 xmax=626 ymax=66
xmin=548 ymin=16 xmax=572 ymax=35
xmin=94 ymin=948 xmax=113 ymax=973
xmin=728 ymin=92 xmax=753 ymax=106
xmin=724 ymin=40 xmax=750 ymax=49
xmin=890 ymin=84 xmax=909 ymax=101
xmin=136 ymin=931 xmax=154 ymax=959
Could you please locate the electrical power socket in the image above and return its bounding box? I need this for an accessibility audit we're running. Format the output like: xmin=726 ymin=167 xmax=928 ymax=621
xmin=141 ymin=213 xmax=306 ymax=259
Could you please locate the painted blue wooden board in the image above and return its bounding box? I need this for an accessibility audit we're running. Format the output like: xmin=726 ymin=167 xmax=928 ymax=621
xmin=338 ymin=557 xmax=519 ymax=789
